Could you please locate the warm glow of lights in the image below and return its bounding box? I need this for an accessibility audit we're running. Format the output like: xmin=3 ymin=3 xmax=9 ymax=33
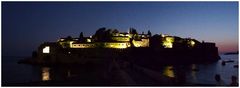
xmin=72 ymin=43 xmax=95 ymax=48
xmin=42 ymin=67 xmax=50 ymax=81
xmin=132 ymin=39 xmax=149 ymax=47
xmin=42 ymin=46 xmax=50 ymax=53
xmin=163 ymin=37 xmax=174 ymax=48
xmin=132 ymin=40 xmax=141 ymax=47
xmin=190 ymin=40 xmax=195 ymax=47
xmin=105 ymin=43 xmax=128 ymax=48
xmin=161 ymin=34 xmax=165 ymax=37
xmin=119 ymin=34 xmax=124 ymax=36
xmin=163 ymin=66 xmax=175 ymax=78
xmin=87 ymin=39 xmax=91 ymax=42
xmin=127 ymin=42 xmax=131 ymax=47
xmin=69 ymin=41 xmax=74 ymax=47
xmin=163 ymin=42 xmax=173 ymax=48
xmin=111 ymin=37 xmax=130 ymax=42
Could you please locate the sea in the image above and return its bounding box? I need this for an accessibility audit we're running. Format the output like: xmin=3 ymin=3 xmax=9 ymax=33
xmin=2 ymin=54 xmax=238 ymax=86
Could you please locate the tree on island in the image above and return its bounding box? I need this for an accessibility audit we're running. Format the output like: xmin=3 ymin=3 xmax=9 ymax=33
xmin=150 ymin=34 xmax=163 ymax=48
xmin=79 ymin=32 xmax=84 ymax=42
xmin=93 ymin=27 xmax=106 ymax=42
xmin=148 ymin=30 xmax=152 ymax=37
xmin=112 ymin=29 xmax=119 ymax=34
xmin=93 ymin=27 xmax=118 ymax=42
xmin=66 ymin=36 xmax=73 ymax=41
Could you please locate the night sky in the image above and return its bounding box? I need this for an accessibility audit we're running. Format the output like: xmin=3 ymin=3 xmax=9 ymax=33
xmin=2 ymin=2 xmax=238 ymax=56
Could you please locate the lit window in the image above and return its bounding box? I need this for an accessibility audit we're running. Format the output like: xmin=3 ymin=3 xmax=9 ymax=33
xmin=43 ymin=46 xmax=50 ymax=53
xmin=87 ymin=39 xmax=91 ymax=42
xmin=190 ymin=40 xmax=195 ymax=47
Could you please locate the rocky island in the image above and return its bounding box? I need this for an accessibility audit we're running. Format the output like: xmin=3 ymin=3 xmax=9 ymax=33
xmin=19 ymin=27 xmax=221 ymax=67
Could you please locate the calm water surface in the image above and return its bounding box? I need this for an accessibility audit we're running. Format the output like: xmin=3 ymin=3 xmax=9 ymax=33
xmin=2 ymin=54 xmax=238 ymax=85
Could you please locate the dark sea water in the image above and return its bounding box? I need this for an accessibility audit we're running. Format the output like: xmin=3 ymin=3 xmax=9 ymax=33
xmin=2 ymin=54 xmax=238 ymax=86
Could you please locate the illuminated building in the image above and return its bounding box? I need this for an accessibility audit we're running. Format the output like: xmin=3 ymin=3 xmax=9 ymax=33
xmin=54 ymin=28 xmax=202 ymax=49
xmin=57 ymin=28 xmax=152 ymax=49
xmin=33 ymin=28 xmax=220 ymax=65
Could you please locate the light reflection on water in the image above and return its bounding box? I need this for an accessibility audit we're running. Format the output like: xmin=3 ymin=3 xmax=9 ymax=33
xmin=163 ymin=66 xmax=175 ymax=78
xmin=2 ymin=54 xmax=238 ymax=85
xmin=42 ymin=67 xmax=51 ymax=81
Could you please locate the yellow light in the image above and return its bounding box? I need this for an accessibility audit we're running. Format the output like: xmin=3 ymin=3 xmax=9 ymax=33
xmin=112 ymin=37 xmax=130 ymax=42
xmin=190 ymin=40 xmax=195 ymax=46
xmin=104 ymin=43 xmax=127 ymax=49
xmin=127 ymin=43 xmax=131 ymax=47
xmin=162 ymin=37 xmax=174 ymax=48
xmin=166 ymin=37 xmax=174 ymax=42
xmin=42 ymin=46 xmax=50 ymax=53
xmin=163 ymin=66 xmax=175 ymax=78
xmin=87 ymin=39 xmax=91 ymax=42
xmin=163 ymin=42 xmax=173 ymax=48
xmin=132 ymin=40 xmax=141 ymax=47
xmin=42 ymin=67 xmax=51 ymax=81
xmin=69 ymin=41 xmax=74 ymax=48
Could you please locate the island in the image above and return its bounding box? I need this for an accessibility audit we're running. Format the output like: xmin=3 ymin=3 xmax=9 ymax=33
xmin=19 ymin=27 xmax=221 ymax=67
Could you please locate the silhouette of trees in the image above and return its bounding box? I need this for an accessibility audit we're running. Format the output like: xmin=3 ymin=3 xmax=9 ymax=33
xmin=147 ymin=30 xmax=152 ymax=37
xmin=112 ymin=29 xmax=119 ymax=34
xmin=79 ymin=32 xmax=84 ymax=42
xmin=32 ymin=51 xmax=37 ymax=58
xmin=66 ymin=36 xmax=73 ymax=41
xmin=93 ymin=27 xmax=106 ymax=42
xmin=93 ymin=28 xmax=120 ymax=42
xmin=150 ymin=34 xmax=163 ymax=48
xmin=129 ymin=28 xmax=138 ymax=34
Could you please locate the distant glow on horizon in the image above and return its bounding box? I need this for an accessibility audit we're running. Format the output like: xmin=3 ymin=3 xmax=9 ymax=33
xmin=42 ymin=46 xmax=50 ymax=53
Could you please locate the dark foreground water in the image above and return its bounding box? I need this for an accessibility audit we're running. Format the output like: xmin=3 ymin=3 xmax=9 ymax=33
xmin=2 ymin=54 xmax=238 ymax=86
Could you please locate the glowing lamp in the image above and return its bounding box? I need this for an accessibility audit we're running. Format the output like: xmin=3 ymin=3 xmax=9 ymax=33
xmin=43 ymin=46 xmax=50 ymax=53
xmin=190 ymin=41 xmax=195 ymax=46
xmin=87 ymin=39 xmax=91 ymax=42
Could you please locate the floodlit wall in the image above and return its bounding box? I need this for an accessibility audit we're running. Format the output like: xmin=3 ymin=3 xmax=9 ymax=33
xmin=132 ymin=38 xmax=149 ymax=47
xmin=58 ymin=41 xmax=75 ymax=48
xmin=111 ymin=36 xmax=130 ymax=42
xmin=71 ymin=42 xmax=130 ymax=49
xmin=162 ymin=37 xmax=174 ymax=48
xmin=104 ymin=42 xmax=128 ymax=48
xmin=71 ymin=43 xmax=95 ymax=48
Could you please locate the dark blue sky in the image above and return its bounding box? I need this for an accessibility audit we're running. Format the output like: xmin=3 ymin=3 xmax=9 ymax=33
xmin=2 ymin=2 xmax=238 ymax=56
